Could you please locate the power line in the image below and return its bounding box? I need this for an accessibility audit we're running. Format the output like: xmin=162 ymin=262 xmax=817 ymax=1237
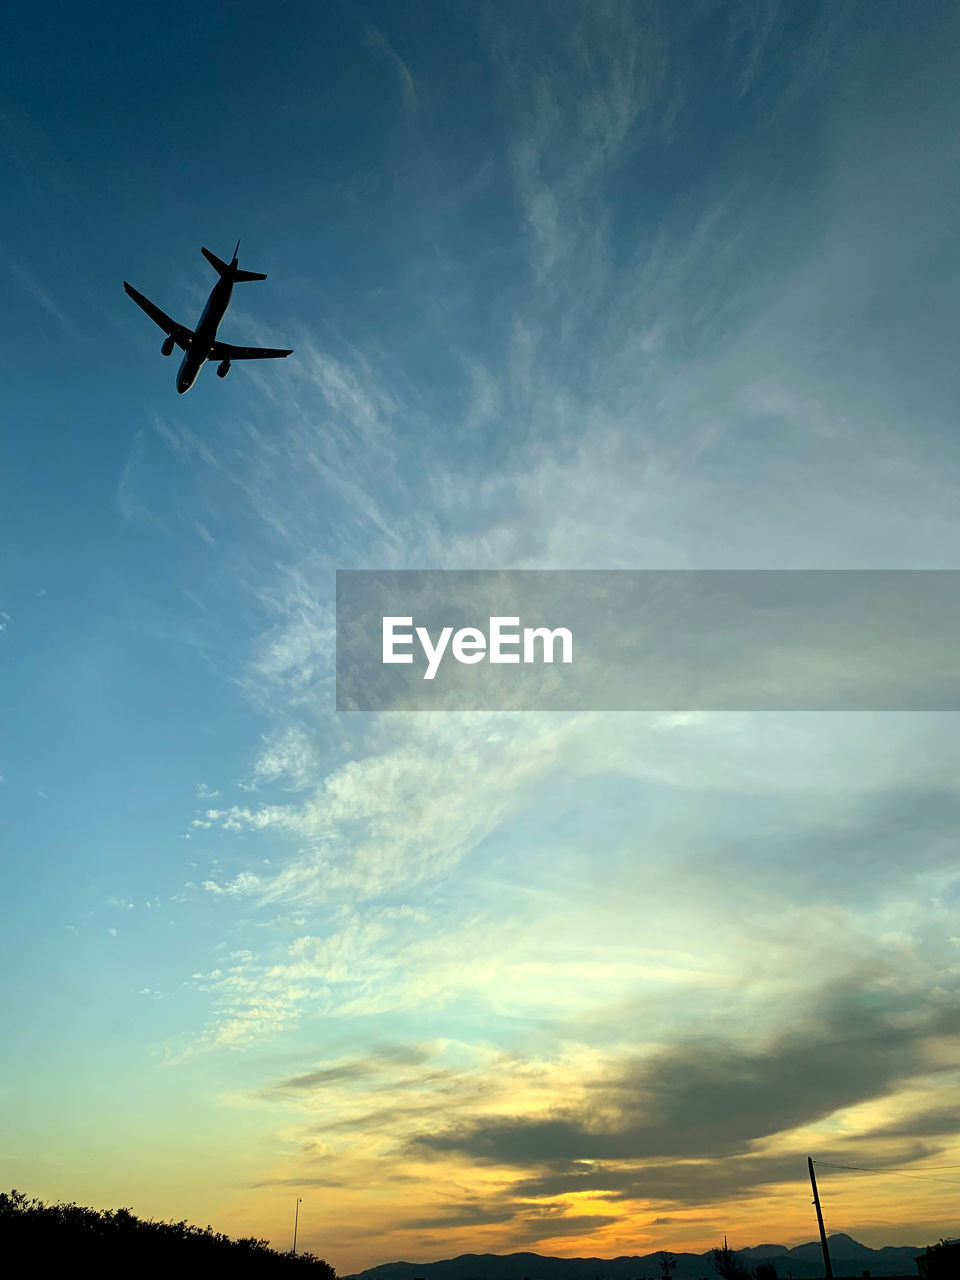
xmin=887 ymin=1164 xmax=960 ymax=1171
xmin=813 ymin=1159 xmax=960 ymax=1187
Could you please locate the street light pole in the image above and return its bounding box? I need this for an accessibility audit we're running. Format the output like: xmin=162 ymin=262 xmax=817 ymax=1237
xmin=293 ymin=1196 xmax=302 ymax=1256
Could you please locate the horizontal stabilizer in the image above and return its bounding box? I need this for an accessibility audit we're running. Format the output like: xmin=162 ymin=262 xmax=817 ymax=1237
xmin=201 ymin=246 xmax=230 ymax=276
xmin=234 ymin=269 xmax=267 ymax=282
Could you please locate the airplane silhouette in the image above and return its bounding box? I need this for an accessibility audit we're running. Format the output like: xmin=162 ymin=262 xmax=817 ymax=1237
xmin=124 ymin=241 xmax=293 ymax=393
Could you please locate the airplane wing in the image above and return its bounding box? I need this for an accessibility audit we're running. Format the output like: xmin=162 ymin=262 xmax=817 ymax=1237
xmin=210 ymin=339 xmax=293 ymax=361
xmin=123 ymin=282 xmax=194 ymax=350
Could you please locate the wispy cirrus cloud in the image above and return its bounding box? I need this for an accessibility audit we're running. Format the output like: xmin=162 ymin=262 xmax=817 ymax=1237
xmin=132 ymin=5 xmax=960 ymax=1261
xmin=1 ymin=245 xmax=72 ymax=331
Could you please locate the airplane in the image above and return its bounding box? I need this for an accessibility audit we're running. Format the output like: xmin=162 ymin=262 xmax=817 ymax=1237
xmin=123 ymin=241 xmax=293 ymax=393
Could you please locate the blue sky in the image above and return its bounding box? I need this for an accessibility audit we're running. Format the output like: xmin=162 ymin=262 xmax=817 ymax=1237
xmin=4 ymin=0 xmax=960 ymax=1271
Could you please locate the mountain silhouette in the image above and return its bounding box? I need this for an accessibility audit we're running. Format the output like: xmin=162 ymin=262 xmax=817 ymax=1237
xmin=346 ymin=1234 xmax=926 ymax=1280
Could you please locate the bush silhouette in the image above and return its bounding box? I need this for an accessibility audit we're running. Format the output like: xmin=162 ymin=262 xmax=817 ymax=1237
xmin=0 ymin=1189 xmax=336 ymax=1276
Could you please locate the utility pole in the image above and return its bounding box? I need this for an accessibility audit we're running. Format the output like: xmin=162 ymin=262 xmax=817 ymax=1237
xmin=292 ymin=1196 xmax=302 ymax=1256
xmin=807 ymin=1157 xmax=833 ymax=1279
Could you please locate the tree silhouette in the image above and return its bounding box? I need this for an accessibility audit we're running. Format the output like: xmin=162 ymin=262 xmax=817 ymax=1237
xmin=0 ymin=1189 xmax=336 ymax=1276
xmin=711 ymin=1238 xmax=753 ymax=1280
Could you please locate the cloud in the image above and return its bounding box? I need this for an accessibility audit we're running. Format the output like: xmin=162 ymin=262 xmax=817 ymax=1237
xmin=706 ymin=783 xmax=960 ymax=904
xmin=410 ymin=985 xmax=960 ymax=1172
xmin=252 ymin=726 xmax=324 ymax=791
xmin=0 ymin=246 xmax=72 ymax=331
xmin=262 ymin=1043 xmax=439 ymax=1095
xmin=200 ymin=712 xmax=575 ymax=907
xmin=865 ymin=1103 xmax=960 ymax=1143
xmin=407 ymin=1203 xmax=614 ymax=1238
xmin=117 ymin=430 xmax=168 ymax=532
xmin=129 ymin=9 xmax=960 ymax=1261
xmin=366 ymin=26 xmax=417 ymax=115
xmin=183 ymin=707 xmax=960 ymax=1064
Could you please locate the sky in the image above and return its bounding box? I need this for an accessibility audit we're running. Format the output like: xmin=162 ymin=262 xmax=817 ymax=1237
xmin=3 ymin=0 xmax=960 ymax=1271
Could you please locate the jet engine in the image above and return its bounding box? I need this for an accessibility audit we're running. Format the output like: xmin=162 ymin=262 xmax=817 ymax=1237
xmin=161 ymin=335 xmax=175 ymax=356
xmin=217 ymin=359 xmax=231 ymax=379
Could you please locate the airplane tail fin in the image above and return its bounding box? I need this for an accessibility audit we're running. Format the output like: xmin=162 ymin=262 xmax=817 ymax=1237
xmin=202 ymin=245 xmax=267 ymax=281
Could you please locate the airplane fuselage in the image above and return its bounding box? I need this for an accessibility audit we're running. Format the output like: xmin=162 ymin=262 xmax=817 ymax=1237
xmin=124 ymin=243 xmax=291 ymax=390
xmin=177 ymin=271 xmax=234 ymax=393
